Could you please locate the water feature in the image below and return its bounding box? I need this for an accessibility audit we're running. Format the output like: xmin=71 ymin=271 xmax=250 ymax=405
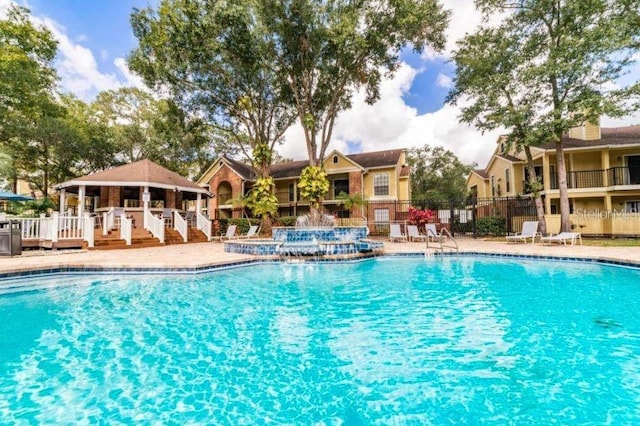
xmin=224 ymin=215 xmax=383 ymax=257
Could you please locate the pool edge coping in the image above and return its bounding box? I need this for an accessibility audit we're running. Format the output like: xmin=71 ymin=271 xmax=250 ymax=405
xmin=2 ymin=250 xmax=640 ymax=282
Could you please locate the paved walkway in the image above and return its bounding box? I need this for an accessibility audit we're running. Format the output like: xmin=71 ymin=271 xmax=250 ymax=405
xmin=1 ymin=238 xmax=639 ymax=275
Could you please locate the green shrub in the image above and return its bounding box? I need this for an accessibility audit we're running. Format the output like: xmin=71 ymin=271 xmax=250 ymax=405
xmin=227 ymin=218 xmax=261 ymax=235
xmin=274 ymin=216 xmax=297 ymax=227
xmin=476 ymin=216 xmax=506 ymax=236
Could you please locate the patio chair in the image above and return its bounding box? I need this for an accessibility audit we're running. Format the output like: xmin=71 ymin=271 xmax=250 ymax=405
xmin=506 ymin=221 xmax=540 ymax=244
xmin=214 ymin=224 xmax=237 ymax=241
xmin=184 ymin=211 xmax=196 ymax=227
xmin=162 ymin=208 xmax=173 ymax=228
xmin=389 ymin=223 xmax=406 ymax=242
xmin=407 ymin=225 xmax=426 ymax=242
xmin=541 ymin=232 xmax=583 ymax=246
xmin=425 ymin=223 xmax=443 ymax=242
xmin=239 ymin=225 xmax=259 ymax=239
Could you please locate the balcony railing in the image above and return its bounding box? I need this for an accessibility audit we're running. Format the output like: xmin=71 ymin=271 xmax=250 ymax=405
xmin=521 ymin=166 xmax=640 ymax=192
xmin=549 ymin=169 xmax=605 ymax=190
xmin=608 ymin=166 xmax=640 ymax=186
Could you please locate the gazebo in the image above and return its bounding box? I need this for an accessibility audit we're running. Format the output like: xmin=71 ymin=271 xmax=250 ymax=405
xmin=57 ymin=159 xmax=211 ymax=229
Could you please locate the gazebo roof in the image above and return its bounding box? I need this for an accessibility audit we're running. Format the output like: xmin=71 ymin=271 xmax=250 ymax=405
xmin=58 ymin=159 xmax=209 ymax=195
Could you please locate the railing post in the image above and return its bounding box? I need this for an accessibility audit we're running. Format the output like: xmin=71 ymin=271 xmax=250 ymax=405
xmin=472 ymin=196 xmax=477 ymax=239
xmin=51 ymin=212 xmax=59 ymax=243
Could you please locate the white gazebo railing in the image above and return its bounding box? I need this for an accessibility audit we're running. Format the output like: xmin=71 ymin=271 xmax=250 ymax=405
xmin=120 ymin=216 xmax=133 ymax=246
xmin=83 ymin=214 xmax=95 ymax=248
xmin=17 ymin=217 xmax=42 ymax=240
xmin=58 ymin=214 xmax=84 ymax=240
xmin=15 ymin=213 xmax=94 ymax=247
xmin=196 ymin=212 xmax=212 ymax=241
xmin=103 ymin=208 xmax=115 ymax=235
xmin=173 ymin=211 xmax=188 ymax=243
xmin=144 ymin=210 xmax=165 ymax=243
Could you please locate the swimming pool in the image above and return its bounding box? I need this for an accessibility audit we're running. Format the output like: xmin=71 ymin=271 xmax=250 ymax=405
xmin=1 ymin=256 xmax=640 ymax=424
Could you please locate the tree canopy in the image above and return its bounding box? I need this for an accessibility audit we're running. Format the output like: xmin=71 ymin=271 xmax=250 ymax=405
xmin=448 ymin=0 xmax=640 ymax=232
xmin=407 ymin=145 xmax=474 ymax=201
xmin=129 ymin=0 xmax=296 ymax=177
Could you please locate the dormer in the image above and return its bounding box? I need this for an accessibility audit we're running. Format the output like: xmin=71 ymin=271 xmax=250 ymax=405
xmin=568 ymin=118 xmax=601 ymax=141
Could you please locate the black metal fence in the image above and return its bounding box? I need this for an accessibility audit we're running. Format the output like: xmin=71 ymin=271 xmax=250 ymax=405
xmin=363 ymin=196 xmax=537 ymax=238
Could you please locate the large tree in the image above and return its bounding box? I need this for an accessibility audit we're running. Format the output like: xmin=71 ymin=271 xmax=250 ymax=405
xmin=129 ymin=0 xmax=296 ymax=178
xmin=450 ymin=0 xmax=640 ymax=233
xmin=447 ymin=26 xmax=549 ymax=233
xmin=0 ymin=5 xmax=59 ymax=193
xmin=91 ymin=88 xmax=215 ymax=179
xmin=408 ymin=145 xmax=474 ymax=201
xmin=261 ymin=0 xmax=449 ymax=167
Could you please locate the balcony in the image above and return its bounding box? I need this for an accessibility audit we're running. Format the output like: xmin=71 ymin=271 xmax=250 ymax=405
xmin=544 ymin=166 xmax=640 ymax=190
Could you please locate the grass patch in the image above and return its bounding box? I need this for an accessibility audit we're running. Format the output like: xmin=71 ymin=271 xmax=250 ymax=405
xmin=582 ymin=238 xmax=640 ymax=247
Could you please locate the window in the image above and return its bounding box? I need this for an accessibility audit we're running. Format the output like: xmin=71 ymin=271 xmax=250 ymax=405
xmin=373 ymin=173 xmax=389 ymax=196
xmin=626 ymin=201 xmax=640 ymax=213
xmin=470 ymin=185 xmax=478 ymax=196
xmin=288 ymin=183 xmax=295 ymax=202
xmin=333 ymin=179 xmax=349 ymax=198
xmin=333 ymin=155 xmax=339 ymax=164
xmin=490 ymin=175 xmax=496 ymax=197
xmin=505 ymin=169 xmax=511 ymax=193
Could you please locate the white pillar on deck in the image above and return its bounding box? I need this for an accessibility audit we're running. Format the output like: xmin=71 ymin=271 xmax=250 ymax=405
xmin=196 ymin=193 xmax=202 ymax=215
xmin=59 ymin=189 xmax=66 ymax=215
xmin=78 ymin=185 xmax=86 ymax=218
xmin=143 ymin=185 xmax=150 ymax=229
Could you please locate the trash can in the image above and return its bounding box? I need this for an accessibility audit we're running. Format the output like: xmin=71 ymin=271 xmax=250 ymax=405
xmin=0 ymin=220 xmax=22 ymax=256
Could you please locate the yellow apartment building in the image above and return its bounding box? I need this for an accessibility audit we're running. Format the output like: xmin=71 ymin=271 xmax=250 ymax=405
xmin=468 ymin=122 xmax=640 ymax=236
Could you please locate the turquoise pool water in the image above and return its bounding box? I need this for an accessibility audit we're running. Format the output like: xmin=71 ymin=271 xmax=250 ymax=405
xmin=1 ymin=257 xmax=640 ymax=424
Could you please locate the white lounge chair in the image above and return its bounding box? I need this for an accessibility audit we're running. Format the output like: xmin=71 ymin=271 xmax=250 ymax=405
xmin=407 ymin=225 xmax=426 ymax=242
xmin=239 ymin=225 xmax=259 ymax=239
xmin=541 ymin=232 xmax=582 ymax=246
xmin=506 ymin=221 xmax=540 ymax=244
xmin=215 ymin=224 xmax=237 ymax=241
xmin=425 ymin=223 xmax=442 ymax=242
xmin=389 ymin=223 xmax=406 ymax=242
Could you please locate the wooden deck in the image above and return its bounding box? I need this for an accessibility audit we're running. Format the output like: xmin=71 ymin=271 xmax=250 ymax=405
xmin=22 ymin=226 xmax=209 ymax=251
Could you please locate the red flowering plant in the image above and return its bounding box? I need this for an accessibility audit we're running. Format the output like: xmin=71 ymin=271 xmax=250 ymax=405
xmin=408 ymin=207 xmax=436 ymax=230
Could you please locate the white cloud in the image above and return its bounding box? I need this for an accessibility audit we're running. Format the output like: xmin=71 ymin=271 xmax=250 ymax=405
xmin=114 ymin=57 xmax=147 ymax=90
xmin=436 ymin=72 xmax=453 ymax=88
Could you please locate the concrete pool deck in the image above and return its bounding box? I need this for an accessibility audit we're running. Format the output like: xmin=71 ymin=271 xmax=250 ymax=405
xmin=0 ymin=238 xmax=639 ymax=275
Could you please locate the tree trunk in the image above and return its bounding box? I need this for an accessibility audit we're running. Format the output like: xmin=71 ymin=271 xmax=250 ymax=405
xmin=555 ymin=140 xmax=571 ymax=232
xmin=524 ymin=146 xmax=547 ymax=235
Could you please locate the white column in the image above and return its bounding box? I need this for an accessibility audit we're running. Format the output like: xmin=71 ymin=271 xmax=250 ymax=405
xmin=143 ymin=185 xmax=150 ymax=229
xmin=78 ymin=185 xmax=86 ymax=218
xmin=59 ymin=189 xmax=66 ymax=215
xmin=196 ymin=193 xmax=202 ymax=215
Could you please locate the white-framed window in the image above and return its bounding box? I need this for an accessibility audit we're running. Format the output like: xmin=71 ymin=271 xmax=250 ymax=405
xmin=490 ymin=175 xmax=496 ymax=197
xmin=333 ymin=155 xmax=339 ymax=164
xmin=373 ymin=173 xmax=389 ymax=196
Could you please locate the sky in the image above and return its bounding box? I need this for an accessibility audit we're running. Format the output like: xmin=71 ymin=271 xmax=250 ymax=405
xmin=2 ymin=0 xmax=639 ymax=169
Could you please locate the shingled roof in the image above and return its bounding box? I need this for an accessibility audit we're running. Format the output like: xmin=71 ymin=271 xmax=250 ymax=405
xmin=539 ymin=125 xmax=640 ymax=149
xmin=471 ymin=169 xmax=489 ymax=179
xmin=223 ymin=148 xmax=405 ymax=180
xmin=346 ymin=149 xmax=403 ymax=168
xmin=59 ymin=159 xmax=208 ymax=193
